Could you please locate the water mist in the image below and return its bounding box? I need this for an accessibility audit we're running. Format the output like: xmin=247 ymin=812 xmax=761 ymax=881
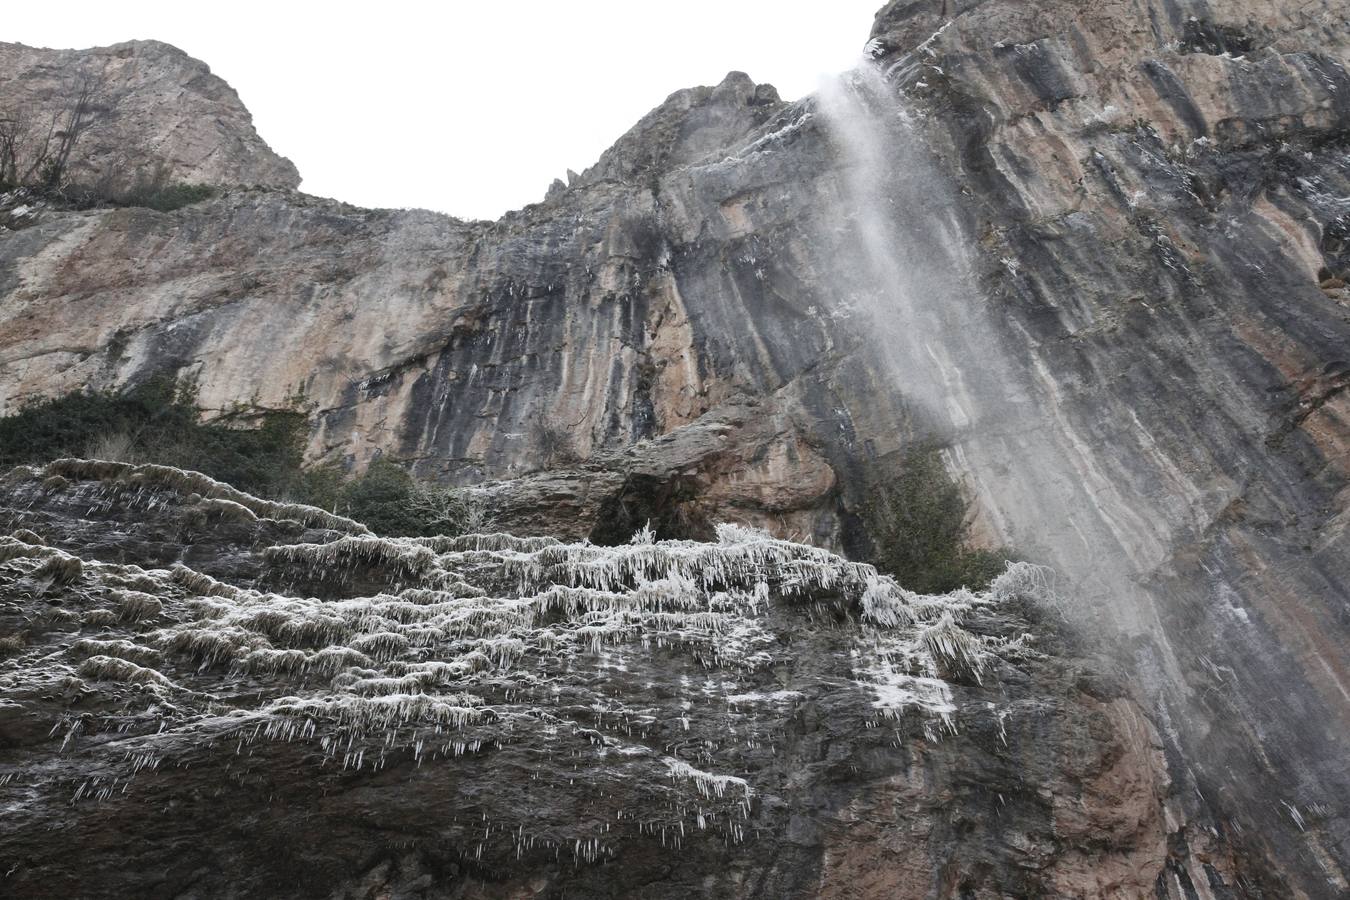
xmin=814 ymin=61 xmax=1178 ymax=646
xmin=811 ymin=58 xmax=1350 ymax=885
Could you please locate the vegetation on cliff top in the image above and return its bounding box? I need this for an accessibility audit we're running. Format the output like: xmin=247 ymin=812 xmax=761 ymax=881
xmin=1 ymin=69 xmax=214 ymax=212
xmin=0 ymin=379 xmax=478 ymax=536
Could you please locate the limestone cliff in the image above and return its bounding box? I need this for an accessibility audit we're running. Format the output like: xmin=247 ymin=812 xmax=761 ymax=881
xmin=0 ymin=39 xmax=299 ymax=191
xmin=2 ymin=0 xmax=1350 ymax=895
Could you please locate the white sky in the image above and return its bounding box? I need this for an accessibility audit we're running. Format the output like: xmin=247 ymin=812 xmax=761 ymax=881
xmin=6 ymin=1 xmax=880 ymax=220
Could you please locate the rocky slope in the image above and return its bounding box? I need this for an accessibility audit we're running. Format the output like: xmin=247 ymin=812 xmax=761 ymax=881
xmin=2 ymin=0 xmax=1350 ymax=895
xmin=0 ymin=39 xmax=299 ymax=191
xmin=0 ymin=461 xmax=1180 ymax=898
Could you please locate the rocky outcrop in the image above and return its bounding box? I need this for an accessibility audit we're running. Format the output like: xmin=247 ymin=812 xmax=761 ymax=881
xmin=2 ymin=0 xmax=1350 ymax=893
xmin=0 ymin=461 xmax=1183 ymax=898
xmin=0 ymin=40 xmax=299 ymax=190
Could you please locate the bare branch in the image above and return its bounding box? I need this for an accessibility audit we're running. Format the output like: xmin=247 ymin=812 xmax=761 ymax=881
xmin=6 ymin=66 xmax=110 ymax=189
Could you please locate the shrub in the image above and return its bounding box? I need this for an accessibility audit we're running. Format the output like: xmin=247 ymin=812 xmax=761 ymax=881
xmin=86 ymin=164 xmax=215 ymax=211
xmin=328 ymin=459 xmax=480 ymax=538
xmin=0 ymin=378 xmax=308 ymax=500
xmin=863 ymin=442 xmax=1012 ymax=594
xmin=329 ymin=459 xmax=416 ymax=535
xmin=54 ymin=177 xmax=215 ymax=212
xmin=0 ymin=381 xmax=482 ymax=538
xmin=83 ymin=430 xmax=140 ymax=464
xmin=115 ymin=181 xmax=214 ymax=212
xmin=533 ymin=420 xmax=578 ymax=467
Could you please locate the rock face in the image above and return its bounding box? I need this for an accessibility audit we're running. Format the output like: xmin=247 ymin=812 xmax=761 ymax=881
xmin=860 ymin=3 xmax=1350 ymax=895
xmin=2 ymin=0 xmax=1350 ymax=894
xmin=0 ymin=461 xmax=1181 ymax=898
xmin=0 ymin=40 xmax=299 ymax=190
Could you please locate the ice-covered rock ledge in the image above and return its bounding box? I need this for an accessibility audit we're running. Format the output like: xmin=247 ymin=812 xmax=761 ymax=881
xmin=0 ymin=461 xmax=1180 ymax=898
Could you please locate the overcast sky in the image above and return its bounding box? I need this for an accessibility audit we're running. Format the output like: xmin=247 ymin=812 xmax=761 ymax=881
xmin=8 ymin=1 xmax=880 ymax=220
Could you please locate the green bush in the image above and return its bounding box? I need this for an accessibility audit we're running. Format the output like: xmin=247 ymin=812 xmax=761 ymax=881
xmin=864 ymin=442 xmax=1012 ymax=594
xmin=324 ymin=459 xmax=479 ymax=538
xmin=0 ymin=378 xmax=309 ymax=499
xmin=55 ymin=180 xmax=215 ymax=212
xmin=0 ymin=379 xmax=478 ymax=537
xmin=118 ymin=182 xmax=214 ymax=212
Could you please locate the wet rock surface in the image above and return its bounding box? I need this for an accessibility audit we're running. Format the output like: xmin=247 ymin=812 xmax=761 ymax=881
xmin=0 ymin=463 xmax=1176 ymax=898
xmin=865 ymin=2 xmax=1350 ymax=894
xmin=2 ymin=0 xmax=1349 ymax=893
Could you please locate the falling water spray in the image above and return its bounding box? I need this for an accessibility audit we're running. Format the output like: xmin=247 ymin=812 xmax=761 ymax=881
xmin=811 ymin=41 xmax=1350 ymax=889
xmin=814 ymin=60 xmax=1175 ymax=646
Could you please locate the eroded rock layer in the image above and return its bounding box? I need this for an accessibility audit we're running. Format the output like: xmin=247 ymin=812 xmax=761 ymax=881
xmin=0 ymin=462 xmax=1177 ymax=898
xmin=2 ymin=0 xmax=1349 ymax=893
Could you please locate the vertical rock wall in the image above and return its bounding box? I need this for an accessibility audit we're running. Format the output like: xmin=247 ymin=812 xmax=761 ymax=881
xmin=2 ymin=3 xmax=1349 ymax=892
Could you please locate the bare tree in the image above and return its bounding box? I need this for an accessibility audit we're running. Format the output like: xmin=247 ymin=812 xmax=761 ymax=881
xmin=406 ymin=482 xmax=491 ymax=535
xmin=532 ymin=419 xmax=579 ymax=467
xmin=0 ymin=105 xmax=31 ymax=187
xmin=44 ymin=69 xmax=106 ymax=186
xmin=0 ymin=67 xmax=108 ymax=191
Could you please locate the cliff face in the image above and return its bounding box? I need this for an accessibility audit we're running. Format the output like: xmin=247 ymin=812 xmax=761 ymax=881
xmin=2 ymin=1 xmax=1350 ymax=895
xmin=0 ymin=462 xmax=1177 ymax=898
xmin=863 ymin=2 xmax=1350 ymax=894
xmin=0 ymin=40 xmax=299 ymax=190
xmin=0 ymin=67 xmax=878 ymax=543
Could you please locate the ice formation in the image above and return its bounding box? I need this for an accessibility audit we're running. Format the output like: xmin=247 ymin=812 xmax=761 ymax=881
xmin=24 ymin=458 xmax=371 ymax=534
xmin=0 ymin=463 xmax=1052 ymax=862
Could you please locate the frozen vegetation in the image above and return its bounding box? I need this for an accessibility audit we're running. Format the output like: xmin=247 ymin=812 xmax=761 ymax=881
xmin=0 ymin=461 xmax=1055 ymax=863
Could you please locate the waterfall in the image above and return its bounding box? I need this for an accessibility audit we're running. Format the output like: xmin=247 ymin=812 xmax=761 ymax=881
xmin=815 ymin=64 xmax=987 ymax=434
xmin=814 ymin=61 xmax=1174 ymax=644
xmin=812 ymin=54 xmax=1350 ymax=891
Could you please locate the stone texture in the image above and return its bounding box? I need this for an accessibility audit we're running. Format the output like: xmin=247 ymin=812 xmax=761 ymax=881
xmin=0 ymin=40 xmax=299 ymax=190
xmin=0 ymin=463 xmax=1179 ymax=898
xmin=2 ymin=1 xmax=1350 ymax=894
